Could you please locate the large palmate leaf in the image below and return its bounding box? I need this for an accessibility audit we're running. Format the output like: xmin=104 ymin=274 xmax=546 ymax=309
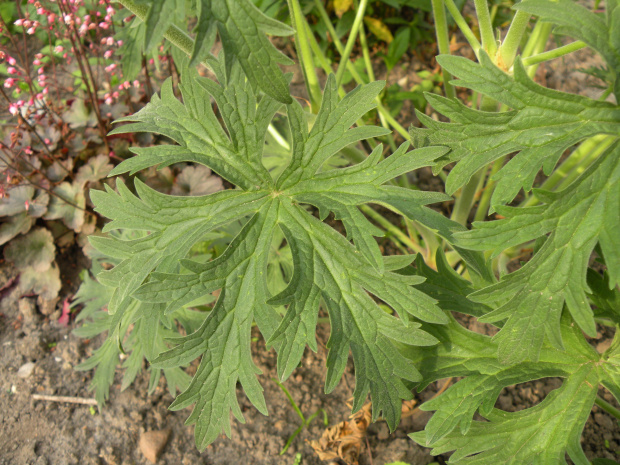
xmin=92 ymin=59 xmax=451 ymax=449
xmin=453 ymin=144 xmax=620 ymax=364
xmin=411 ymin=52 xmax=620 ymax=209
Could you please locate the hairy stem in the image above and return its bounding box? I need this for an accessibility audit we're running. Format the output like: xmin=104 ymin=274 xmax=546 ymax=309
xmin=443 ymin=0 xmax=482 ymax=57
xmin=595 ymin=396 xmax=620 ymax=421
xmin=498 ymin=10 xmax=530 ymax=70
xmin=473 ymin=0 xmax=497 ymax=58
xmin=522 ymin=41 xmax=587 ymax=68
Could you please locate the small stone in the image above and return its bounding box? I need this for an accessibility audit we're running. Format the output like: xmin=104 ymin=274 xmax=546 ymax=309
xmin=377 ymin=422 xmax=390 ymax=440
xmin=139 ymin=428 xmax=171 ymax=463
xmin=595 ymin=412 xmax=614 ymax=431
xmin=17 ymin=362 xmax=35 ymax=378
xmin=37 ymin=296 xmax=59 ymax=316
xmin=19 ymin=298 xmax=38 ymax=324
xmin=273 ymin=420 xmax=284 ymax=432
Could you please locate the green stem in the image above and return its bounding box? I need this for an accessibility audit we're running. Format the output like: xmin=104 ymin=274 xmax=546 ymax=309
xmin=521 ymin=41 xmax=587 ymax=68
xmin=450 ymin=168 xmax=485 ymax=226
xmin=357 ymin=16 xmax=397 ymax=151
xmin=498 ymin=10 xmax=530 ymax=69
xmin=443 ymin=0 xmax=482 ymax=57
xmin=335 ymin=0 xmax=369 ymax=86
xmin=595 ymin=396 xmax=620 ymax=421
xmin=288 ymin=0 xmax=322 ymax=112
xmin=473 ymin=0 xmax=497 ymax=57
xmin=360 ymin=205 xmax=425 ymax=255
xmin=431 ymin=0 xmax=455 ymax=99
xmin=473 ymin=156 xmax=503 ymax=221
xmin=522 ymin=21 xmax=552 ymax=78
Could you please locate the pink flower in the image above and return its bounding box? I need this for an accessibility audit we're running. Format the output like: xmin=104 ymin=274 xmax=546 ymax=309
xmin=104 ymin=63 xmax=116 ymax=72
xmin=63 ymin=14 xmax=72 ymax=25
xmin=38 ymin=68 xmax=44 ymax=75
xmin=8 ymin=57 xmax=16 ymax=66
xmin=42 ymin=87 xmax=48 ymax=95
xmin=23 ymin=20 xmax=32 ymax=27
xmin=33 ymin=59 xmax=42 ymax=65
xmin=99 ymin=22 xmax=109 ymax=29
xmin=133 ymin=80 xmax=140 ymax=88
xmin=9 ymin=104 xmax=18 ymax=115
xmin=24 ymin=200 xmax=30 ymax=211
xmin=54 ymin=46 xmax=63 ymax=53
xmin=14 ymin=19 xmax=24 ymax=26
xmin=27 ymin=27 xmax=36 ymax=35
xmin=104 ymin=97 xmax=113 ymax=105
xmin=44 ymin=138 xmax=51 ymax=144
xmin=116 ymin=40 xmax=123 ymax=47
xmin=47 ymin=14 xmax=56 ymax=23
xmin=104 ymin=50 xmax=113 ymax=59
xmin=37 ymin=8 xmax=45 ymax=14
xmin=4 ymin=78 xmax=16 ymax=88
xmin=7 ymin=67 xmax=16 ymax=75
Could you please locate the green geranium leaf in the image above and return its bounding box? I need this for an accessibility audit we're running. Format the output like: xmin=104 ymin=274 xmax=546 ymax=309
xmin=92 ymin=62 xmax=450 ymax=449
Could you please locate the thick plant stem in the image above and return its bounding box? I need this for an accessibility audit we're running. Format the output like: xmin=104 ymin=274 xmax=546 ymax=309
xmin=443 ymin=0 xmax=481 ymax=56
xmin=288 ymin=0 xmax=322 ymax=112
xmin=335 ymin=0 xmax=369 ymax=86
xmin=431 ymin=0 xmax=455 ymax=99
xmin=498 ymin=10 xmax=530 ymax=70
xmin=473 ymin=0 xmax=497 ymax=58
xmin=522 ymin=41 xmax=587 ymax=68
xmin=451 ymin=169 xmax=485 ymax=226
xmin=595 ymin=396 xmax=620 ymax=421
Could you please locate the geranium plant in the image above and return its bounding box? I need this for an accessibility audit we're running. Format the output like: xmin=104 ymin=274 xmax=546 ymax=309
xmin=76 ymin=0 xmax=620 ymax=463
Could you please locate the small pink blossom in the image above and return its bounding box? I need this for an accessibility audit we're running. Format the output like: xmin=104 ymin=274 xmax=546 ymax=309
xmin=38 ymin=68 xmax=44 ymax=75
xmin=9 ymin=104 xmax=18 ymax=115
xmin=104 ymin=63 xmax=116 ymax=72
xmin=8 ymin=57 xmax=16 ymax=66
xmin=27 ymin=27 xmax=36 ymax=35
xmin=7 ymin=67 xmax=16 ymax=75
xmin=99 ymin=22 xmax=109 ymax=29
xmin=4 ymin=78 xmax=16 ymax=88
xmin=33 ymin=59 xmax=42 ymax=65
xmin=104 ymin=97 xmax=113 ymax=105
xmin=24 ymin=200 xmax=29 ymax=211
xmin=14 ymin=19 xmax=24 ymax=26
xmin=104 ymin=50 xmax=113 ymax=59
xmin=54 ymin=45 xmax=63 ymax=53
